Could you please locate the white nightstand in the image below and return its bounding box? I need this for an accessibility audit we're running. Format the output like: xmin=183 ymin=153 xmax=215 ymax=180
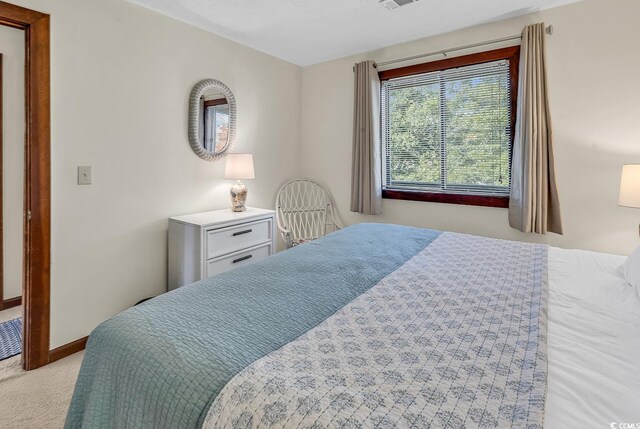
xmin=168 ymin=207 xmax=276 ymax=290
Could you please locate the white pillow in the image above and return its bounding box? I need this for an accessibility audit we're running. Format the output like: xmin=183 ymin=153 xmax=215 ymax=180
xmin=624 ymin=245 xmax=640 ymax=297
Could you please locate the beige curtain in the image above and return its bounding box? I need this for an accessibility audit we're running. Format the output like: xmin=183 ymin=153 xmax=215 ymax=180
xmin=351 ymin=61 xmax=382 ymax=215
xmin=509 ymin=23 xmax=563 ymax=234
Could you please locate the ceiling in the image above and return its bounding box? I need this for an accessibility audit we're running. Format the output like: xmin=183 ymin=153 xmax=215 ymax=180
xmin=128 ymin=0 xmax=580 ymax=66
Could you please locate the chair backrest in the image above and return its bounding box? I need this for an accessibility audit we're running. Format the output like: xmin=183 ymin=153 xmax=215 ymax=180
xmin=276 ymin=179 xmax=340 ymax=247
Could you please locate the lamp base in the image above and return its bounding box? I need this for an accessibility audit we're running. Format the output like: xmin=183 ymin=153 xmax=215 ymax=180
xmin=230 ymin=180 xmax=248 ymax=212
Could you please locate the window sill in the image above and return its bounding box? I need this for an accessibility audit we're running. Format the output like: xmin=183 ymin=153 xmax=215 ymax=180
xmin=382 ymin=189 xmax=509 ymax=208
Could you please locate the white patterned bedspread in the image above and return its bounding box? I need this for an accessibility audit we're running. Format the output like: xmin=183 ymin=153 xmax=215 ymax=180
xmin=203 ymin=232 xmax=548 ymax=428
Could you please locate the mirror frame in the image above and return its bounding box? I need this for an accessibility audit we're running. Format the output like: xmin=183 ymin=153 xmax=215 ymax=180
xmin=188 ymin=79 xmax=237 ymax=161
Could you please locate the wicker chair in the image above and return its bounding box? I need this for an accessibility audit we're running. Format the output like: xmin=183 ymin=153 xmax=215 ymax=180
xmin=275 ymin=178 xmax=343 ymax=248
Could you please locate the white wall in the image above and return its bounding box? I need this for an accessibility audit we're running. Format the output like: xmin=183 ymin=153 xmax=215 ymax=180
xmin=301 ymin=0 xmax=640 ymax=257
xmin=0 ymin=25 xmax=24 ymax=301
xmin=7 ymin=0 xmax=302 ymax=348
xmin=5 ymin=0 xmax=638 ymax=349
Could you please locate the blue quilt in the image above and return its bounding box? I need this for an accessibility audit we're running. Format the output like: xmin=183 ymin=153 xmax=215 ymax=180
xmin=65 ymin=223 xmax=441 ymax=429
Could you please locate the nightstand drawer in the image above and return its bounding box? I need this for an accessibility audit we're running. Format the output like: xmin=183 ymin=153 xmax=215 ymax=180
xmin=206 ymin=243 xmax=271 ymax=277
xmin=168 ymin=207 xmax=276 ymax=291
xmin=206 ymin=218 xmax=272 ymax=259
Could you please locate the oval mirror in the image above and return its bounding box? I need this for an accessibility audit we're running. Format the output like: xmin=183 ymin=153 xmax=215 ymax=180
xmin=188 ymin=79 xmax=236 ymax=161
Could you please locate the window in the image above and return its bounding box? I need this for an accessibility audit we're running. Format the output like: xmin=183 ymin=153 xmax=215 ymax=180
xmin=380 ymin=46 xmax=519 ymax=207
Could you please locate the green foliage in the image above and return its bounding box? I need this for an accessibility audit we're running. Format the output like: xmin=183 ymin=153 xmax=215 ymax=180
xmin=386 ymin=73 xmax=511 ymax=192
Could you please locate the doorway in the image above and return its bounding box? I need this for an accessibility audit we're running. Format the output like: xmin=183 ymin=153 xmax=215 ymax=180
xmin=0 ymin=26 xmax=26 ymax=363
xmin=0 ymin=2 xmax=51 ymax=371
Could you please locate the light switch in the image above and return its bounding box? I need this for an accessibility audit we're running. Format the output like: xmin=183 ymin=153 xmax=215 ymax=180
xmin=78 ymin=166 xmax=92 ymax=185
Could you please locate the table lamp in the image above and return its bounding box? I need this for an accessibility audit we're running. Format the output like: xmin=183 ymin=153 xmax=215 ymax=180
xmin=224 ymin=153 xmax=255 ymax=212
xmin=619 ymin=164 xmax=640 ymax=235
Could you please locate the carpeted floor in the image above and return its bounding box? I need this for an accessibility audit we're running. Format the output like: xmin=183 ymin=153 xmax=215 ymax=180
xmin=0 ymin=305 xmax=83 ymax=429
xmin=0 ymin=306 xmax=21 ymax=324
xmin=0 ymin=352 xmax=83 ymax=428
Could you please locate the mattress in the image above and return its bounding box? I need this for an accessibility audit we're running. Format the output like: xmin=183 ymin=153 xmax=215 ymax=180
xmin=545 ymin=247 xmax=640 ymax=428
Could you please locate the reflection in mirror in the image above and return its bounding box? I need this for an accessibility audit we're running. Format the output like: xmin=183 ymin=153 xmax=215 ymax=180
xmin=201 ymin=89 xmax=229 ymax=153
xmin=188 ymin=79 xmax=236 ymax=161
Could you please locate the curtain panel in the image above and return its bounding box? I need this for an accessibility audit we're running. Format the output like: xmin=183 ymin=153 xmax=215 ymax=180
xmin=509 ymin=23 xmax=563 ymax=234
xmin=351 ymin=60 xmax=383 ymax=215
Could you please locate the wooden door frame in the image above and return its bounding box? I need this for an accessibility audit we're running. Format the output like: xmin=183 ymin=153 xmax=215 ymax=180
xmin=0 ymin=1 xmax=50 ymax=370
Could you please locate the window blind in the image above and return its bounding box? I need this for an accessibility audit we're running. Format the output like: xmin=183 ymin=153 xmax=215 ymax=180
xmin=382 ymin=59 xmax=512 ymax=196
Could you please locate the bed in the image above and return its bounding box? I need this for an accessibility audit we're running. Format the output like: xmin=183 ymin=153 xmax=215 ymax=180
xmin=65 ymin=223 xmax=640 ymax=428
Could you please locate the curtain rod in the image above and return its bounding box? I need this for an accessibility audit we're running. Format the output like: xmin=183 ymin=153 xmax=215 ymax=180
xmin=354 ymin=25 xmax=553 ymax=71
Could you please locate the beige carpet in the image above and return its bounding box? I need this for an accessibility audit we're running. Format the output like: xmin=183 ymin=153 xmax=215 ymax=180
xmin=0 ymin=305 xmax=21 ymax=323
xmin=0 ymin=349 xmax=83 ymax=428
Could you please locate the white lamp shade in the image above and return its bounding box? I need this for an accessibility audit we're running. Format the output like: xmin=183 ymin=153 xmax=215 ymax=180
xmin=224 ymin=153 xmax=255 ymax=180
xmin=619 ymin=164 xmax=640 ymax=208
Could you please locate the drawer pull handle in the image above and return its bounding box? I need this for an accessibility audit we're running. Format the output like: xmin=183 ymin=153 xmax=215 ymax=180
xmin=232 ymin=254 xmax=253 ymax=264
xmin=232 ymin=229 xmax=253 ymax=237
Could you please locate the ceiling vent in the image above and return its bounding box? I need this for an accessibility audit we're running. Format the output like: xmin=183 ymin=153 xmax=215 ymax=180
xmin=379 ymin=0 xmax=420 ymax=11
